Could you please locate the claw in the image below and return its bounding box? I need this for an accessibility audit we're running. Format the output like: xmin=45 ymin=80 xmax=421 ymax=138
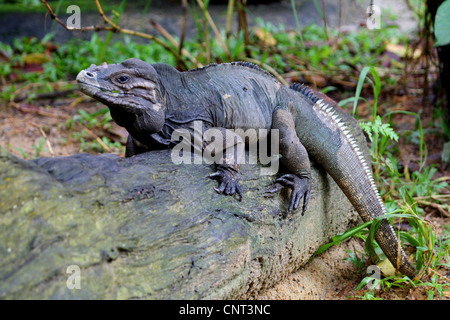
xmin=275 ymin=173 xmax=311 ymax=214
xmin=275 ymin=178 xmax=293 ymax=188
xmin=235 ymin=184 xmax=243 ymax=200
xmin=264 ymin=182 xmax=282 ymax=196
xmin=225 ymin=182 xmax=234 ymax=195
xmin=302 ymin=189 xmax=310 ymax=215
xmin=209 ymin=165 xmax=243 ymax=201
xmin=209 ymin=172 xmax=222 ymax=179
xmin=214 ymin=183 xmax=226 ymax=194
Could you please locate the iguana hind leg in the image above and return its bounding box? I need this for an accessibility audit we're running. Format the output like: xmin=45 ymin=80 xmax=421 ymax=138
xmin=271 ymin=109 xmax=311 ymax=214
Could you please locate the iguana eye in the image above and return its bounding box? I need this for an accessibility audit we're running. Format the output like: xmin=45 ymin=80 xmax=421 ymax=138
xmin=116 ymin=75 xmax=130 ymax=84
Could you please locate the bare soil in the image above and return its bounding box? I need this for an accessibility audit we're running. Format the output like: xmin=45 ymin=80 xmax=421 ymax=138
xmin=254 ymin=237 xmax=449 ymax=300
xmin=0 ymin=94 xmax=127 ymax=159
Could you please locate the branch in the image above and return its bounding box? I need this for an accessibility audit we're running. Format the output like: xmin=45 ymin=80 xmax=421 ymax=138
xmin=40 ymin=0 xmax=189 ymax=70
xmin=243 ymin=57 xmax=289 ymax=87
xmin=150 ymin=19 xmax=200 ymax=67
xmin=195 ymin=0 xmax=231 ymax=59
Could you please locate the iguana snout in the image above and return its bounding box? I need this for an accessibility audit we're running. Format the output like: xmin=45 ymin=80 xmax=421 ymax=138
xmin=76 ymin=63 xmax=108 ymax=98
xmin=77 ymin=58 xmax=165 ymax=134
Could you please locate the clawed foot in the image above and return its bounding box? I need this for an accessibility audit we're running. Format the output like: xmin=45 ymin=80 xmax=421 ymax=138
xmin=209 ymin=166 xmax=243 ymax=200
xmin=269 ymin=174 xmax=311 ymax=214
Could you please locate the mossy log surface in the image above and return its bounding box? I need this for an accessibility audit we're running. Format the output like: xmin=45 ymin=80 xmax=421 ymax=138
xmin=0 ymin=148 xmax=358 ymax=299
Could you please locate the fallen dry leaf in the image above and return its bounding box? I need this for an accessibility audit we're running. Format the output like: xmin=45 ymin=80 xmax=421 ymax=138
xmin=386 ymin=43 xmax=421 ymax=59
xmin=254 ymin=28 xmax=276 ymax=46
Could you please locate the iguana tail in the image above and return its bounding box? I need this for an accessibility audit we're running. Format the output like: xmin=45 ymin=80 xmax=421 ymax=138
xmin=291 ymin=86 xmax=416 ymax=278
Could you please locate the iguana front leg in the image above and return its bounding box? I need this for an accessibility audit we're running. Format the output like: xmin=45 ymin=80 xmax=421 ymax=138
xmin=203 ymin=127 xmax=244 ymax=200
xmin=272 ymin=109 xmax=311 ymax=214
xmin=125 ymin=135 xmax=150 ymax=157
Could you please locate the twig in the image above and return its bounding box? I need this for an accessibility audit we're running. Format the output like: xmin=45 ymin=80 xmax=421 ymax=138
xmin=414 ymin=194 xmax=450 ymax=200
xmin=242 ymin=57 xmax=288 ymax=87
xmin=31 ymin=122 xmax=55 ymax=157
xmin=68 ymin=96 xmax=87 ymax=109
xmin=198 ymin=0 xmax=210 ymax=64
xmin=94 ymin=0 xmax=120 ymax=30
xmin=83 ymin=127 xmax=112 ymax=153
xmin=39 ymin=127 xmax=55 ymax=157
xmin=237 ymin=0 xmax=251 ymax=57
xmin=321 ymin=0 xmax=329 ymax=41
xmin=9 ymin=99 xmax=71 ymax=119
xmin=13 ymin=89 xmax=76 ymax=103
xmin=338 ymin=0 xmax=342 ymax=37
xmin=416 ymin=200 xmax=450 ymax=217
xmin=196 ymin=0 xmax=231 ymax=59
xmin=427 ymin=267 xmax=450 ymax=283
xmin=40 ymin=0 xmax=189 ymax=69
xmin=225 ymin=0 xmax=235 ymax=46
xmin=179 ymin=0 xmax=187 ymax=59
xmin=150 ymin=19 xmax=200 ymax=67
xmin=41 ymin=0 xmax=72 ymax=30
xmin=394 ymin=194 xmax=450 ymax=217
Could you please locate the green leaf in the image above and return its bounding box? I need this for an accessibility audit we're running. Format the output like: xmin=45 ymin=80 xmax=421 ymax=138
xmin=434 ymin=0 xmax=450 ymax=46
xmin=366 ymin=216 xmax=383 ymax=263
xmin=353 ymin=66 xmax=371 ymax=112
xmin=338 ymin=96 xmax=367 ymax=108
xmin=311 ymin=220 xmax=372 ymax=258
xmin=352 ymin=66 xmax=378 ymax=116
xmin=400 ymin=232 xmax=421 ymax=247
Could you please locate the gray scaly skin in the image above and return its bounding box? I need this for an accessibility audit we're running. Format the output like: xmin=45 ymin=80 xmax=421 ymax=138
xmin=77 ymin=58 xmax=416 ymax=278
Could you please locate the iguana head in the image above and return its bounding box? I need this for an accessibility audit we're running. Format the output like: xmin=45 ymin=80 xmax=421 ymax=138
xmin=76 ymin=58 xmax=165 ymax=134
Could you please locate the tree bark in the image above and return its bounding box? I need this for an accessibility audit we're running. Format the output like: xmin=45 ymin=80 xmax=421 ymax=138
xmin=427 ymin=0 xmax=450 ymax=112
xmin=0 ymin=147 xmax=357 ymax=299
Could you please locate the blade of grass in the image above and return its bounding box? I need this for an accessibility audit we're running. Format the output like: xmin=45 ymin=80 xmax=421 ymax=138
xmin=415 ymin=115 xmax=427 ymax=171
xmin=353 ymin=66 xmax=372 ymax=116
xmin=352 ymin=66 xmax=381 ymax=118
xmin=226 ymin=0 xmax=235 ymax=46
xmin=311 ymin=220 xmax=372 ymax=259
xmin=97 ymin=0 xmax=126 ymax=64
xmin=312 ymin=0 xmax=324 ymax=21
xmin=338 ymin=96 xmax=368 ymax=108
xmin=290 ymin=0 xmax=305 ymax=51
xmin=198 ymin=0 xmax=210 ymax=64
xmin=196 ymin=0 xmax=231 ymax=59
xmin=139 ymin=0 xmax=152 ymax=32
xmin=369 ymin=66 xmax=381 ymax=118
xmin=179 ymin=0 xmax=187 ymax=58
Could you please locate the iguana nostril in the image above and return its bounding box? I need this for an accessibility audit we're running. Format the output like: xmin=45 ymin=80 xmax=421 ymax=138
xmin=85 ymin=71 xmax=95 ymax=78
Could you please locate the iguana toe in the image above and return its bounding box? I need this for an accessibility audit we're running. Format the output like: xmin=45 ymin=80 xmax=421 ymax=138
xmin=209 ymin=166 xmax=243 ymax=201
xmin=276 ymin=174 xmax=311 ymax=215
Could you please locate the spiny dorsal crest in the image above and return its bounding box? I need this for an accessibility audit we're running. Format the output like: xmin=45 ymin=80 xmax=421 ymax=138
xmin=289 ymin=82 xmax=321 ymax=104
xmin=229 ymin=61 xmax=272 ymax=77
xmin=311 ymin=92 xmax=387 ymax=216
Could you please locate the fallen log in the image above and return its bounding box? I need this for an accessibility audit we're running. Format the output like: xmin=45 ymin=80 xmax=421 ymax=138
xmin=0 ymin=147 xmax=358 ymax=299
